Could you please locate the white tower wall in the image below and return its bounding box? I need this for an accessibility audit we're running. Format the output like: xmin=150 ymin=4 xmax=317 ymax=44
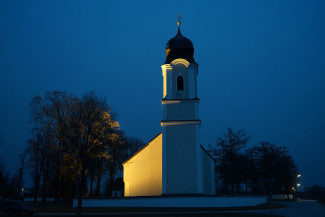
xmin=161 ymin=58 xmax=203 ymax=194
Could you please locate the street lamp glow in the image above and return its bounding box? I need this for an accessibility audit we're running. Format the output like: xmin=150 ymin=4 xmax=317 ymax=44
xmin=297 ymin=174 xmax=301 ymax=178
xmin=297 ymin=183 xmax=301 ymax=187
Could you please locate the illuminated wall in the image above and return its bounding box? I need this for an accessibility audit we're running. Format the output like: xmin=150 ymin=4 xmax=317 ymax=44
xmin=123 ymin=133 xmax=162 ymax=197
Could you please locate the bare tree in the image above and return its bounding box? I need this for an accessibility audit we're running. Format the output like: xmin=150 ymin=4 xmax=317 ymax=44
xmin=29 ymin=91 xmax=78 ymax=202
xmin=72 ymin=91 xmax=119 ymax=213
xmin=17 ymin=151 xmax=27 ymax=198
xmin=209 ymin=127 xmax=250 ymax=194
xmin=126 ymin=137 xmax=145 ymax=156
xmin=28 ymin=90 xmax=122 ymax=208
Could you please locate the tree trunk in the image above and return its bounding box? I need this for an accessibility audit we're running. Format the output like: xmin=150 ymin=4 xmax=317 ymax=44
xmin=33 ymin=172 xmax=40 ymax=202
xmin=95 ymin=162 xmax=103 ymax=196
xmin=89 ymin=175 xmax=94 ymax=197
xmin=77 ymin=165 xmax=85 ymax=215
xmin=54 ymin=167 xmax=62 ymax=203
xmin=108 ymin=169 xmax=115 ymax=197
xmin=42 ymin=169 xmax=49 ymax=207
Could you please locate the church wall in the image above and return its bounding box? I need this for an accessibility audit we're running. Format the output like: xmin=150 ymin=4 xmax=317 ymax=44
xmin=165 ymin=124 xmax=199 ymax=194
xmin=164 ymin=101 xmax=196 ymax=120
xmin=123 ymin=133 xmax=162 ymax=197
xmin=202 ymin=148 xmax=216 ymax=195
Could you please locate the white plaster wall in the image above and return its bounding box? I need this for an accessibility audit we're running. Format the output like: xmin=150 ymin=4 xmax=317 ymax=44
xmin=165 ymin=124 xmax=199 ymax=194
xmin=202 ymin=148 xmax=216 ymax=195
xmin=123 ymin=133 xmax=162 ymax=197
xmin=162 ymin=60 xmax=198 ymax=100
xmin=165 ymin=101 xmax=197 ymax=120
xmin=172 ymin=64 xmax=189 ymax=99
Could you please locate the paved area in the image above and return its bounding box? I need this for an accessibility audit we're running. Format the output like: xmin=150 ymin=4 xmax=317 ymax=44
xmin=250 ymin=200 xmax=325 ymax=217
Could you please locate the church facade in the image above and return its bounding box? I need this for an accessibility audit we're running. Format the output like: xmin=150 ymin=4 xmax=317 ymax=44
xmin=123 ymin=23 xmax=215 ymax=196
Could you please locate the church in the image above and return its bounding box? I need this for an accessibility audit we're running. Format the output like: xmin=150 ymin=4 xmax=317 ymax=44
xmin=123 ymin=20 xmax=215 ymax=196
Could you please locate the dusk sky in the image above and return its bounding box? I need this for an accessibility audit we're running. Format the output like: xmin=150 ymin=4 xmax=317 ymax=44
xmin=0 ymin=0 xmax=324 ymax=188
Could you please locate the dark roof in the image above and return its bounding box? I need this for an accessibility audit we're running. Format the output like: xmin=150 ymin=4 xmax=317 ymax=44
xmin=166 ymin=28 xmax=194 ymax=49
xmin=165 ymin=27 xmax=196 ymax=64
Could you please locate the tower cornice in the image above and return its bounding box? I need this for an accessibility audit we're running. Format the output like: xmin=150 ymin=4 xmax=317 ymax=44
xmin=160 ymin=119 xmax=201 ymax=126
xmin=161 ymin=98 xmax=200 ymax=104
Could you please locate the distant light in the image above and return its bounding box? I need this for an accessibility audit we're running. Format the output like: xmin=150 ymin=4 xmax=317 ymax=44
xmin=297 ymin=174 xmax=301 ymax=178
xmin=297 ymin=183 xmax=301 ymax=187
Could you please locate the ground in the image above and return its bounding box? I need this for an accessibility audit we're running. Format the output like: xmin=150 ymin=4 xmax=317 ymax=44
xmin=249 ymin=200 xmax=325 ymax=217
xmin=22 ymin=199 xmax=325 ymax=217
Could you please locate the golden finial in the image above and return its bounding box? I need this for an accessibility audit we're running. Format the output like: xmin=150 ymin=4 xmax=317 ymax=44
xmin=177 ymin=14 xmax=182 ymax=27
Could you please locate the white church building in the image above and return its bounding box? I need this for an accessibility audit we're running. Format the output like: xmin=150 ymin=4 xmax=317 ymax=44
xmin=123 ymin=22 xmax=215 ymax=197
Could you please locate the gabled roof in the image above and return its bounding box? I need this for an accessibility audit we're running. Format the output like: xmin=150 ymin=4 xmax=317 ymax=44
xmin=200 ymin=145 xmax=216 ymax=162
xmin=122 ymin=132 xmax=215 ymax=165
xmin=122 ymin=132 xmax=162 ymax=165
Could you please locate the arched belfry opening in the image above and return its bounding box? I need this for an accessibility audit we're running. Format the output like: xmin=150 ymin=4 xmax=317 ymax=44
xmin=177 ymin=76 xmax=184 ymax=91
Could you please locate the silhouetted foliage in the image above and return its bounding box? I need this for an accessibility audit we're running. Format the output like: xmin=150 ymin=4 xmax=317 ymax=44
xmin=247 ymin=141 xmax=299 ymax=196
xmin=0 ymin=159 xmax=10 ymax=198
xmin=209 ymin=127 xmax=299 ymax=196
xmin=302 ymin=185 xmax=325 ymax=200
xmin=209 ymin=128 xmax=250 ymax=194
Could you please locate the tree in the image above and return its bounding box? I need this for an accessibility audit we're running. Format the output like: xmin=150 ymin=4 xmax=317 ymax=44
xmin=303 ymin=185 xmax=325 ymax=200
xmin=209 ymin=127 xmax=299 ymax=196
xmin=105 ymin=132 xmax=129 ymax=197
xmin=70 ymin=91 xmax=119 ymax=213
xmin=28 ymin=90 xmax=122 ymax=208
xmin=26 ymin=128 xmax=53 ymax=203
xmin=126 ymin=137 xmax=145 ymax=156
xmin=29 ymin=91 xmax=78 ymax=202
xmin=0 ymin=159 xmax=10 ymax=198
xmin=17 ymin=151 xmax=27 ymax=198
xmin=247 ymin=141 xmax=299 ymax=196
xmin=209 ymin=127 xmax=250 ymax=194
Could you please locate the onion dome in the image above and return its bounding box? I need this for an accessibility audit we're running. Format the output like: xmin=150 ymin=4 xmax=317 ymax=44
xmin=165 ymin=26 xmax=196 ymax=64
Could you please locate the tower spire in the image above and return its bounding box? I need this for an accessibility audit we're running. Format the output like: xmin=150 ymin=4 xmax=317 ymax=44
xmin=177 ymin=14 xmax=182 ymax=29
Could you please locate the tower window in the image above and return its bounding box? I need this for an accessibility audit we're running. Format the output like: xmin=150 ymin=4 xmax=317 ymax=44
xmin=177 ymin=76 xmax=184 ymax=91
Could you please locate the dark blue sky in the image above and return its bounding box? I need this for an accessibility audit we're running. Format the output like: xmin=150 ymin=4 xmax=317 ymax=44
xmin=1 ymin=0 xmax=324 ymax=188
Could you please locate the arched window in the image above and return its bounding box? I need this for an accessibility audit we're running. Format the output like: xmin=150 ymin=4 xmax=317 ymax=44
xmin=177 ymin=76 xmax=184 ymax=91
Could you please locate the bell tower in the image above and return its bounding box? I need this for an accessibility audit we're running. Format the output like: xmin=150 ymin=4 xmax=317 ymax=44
xmin=161 ymin=19 xmax=203 ymax=194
